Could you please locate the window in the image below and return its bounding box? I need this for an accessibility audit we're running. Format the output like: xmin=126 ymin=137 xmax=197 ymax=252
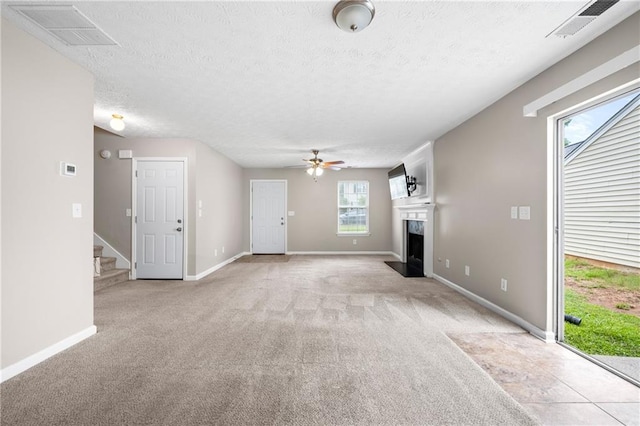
xmin=337 ymin=181 xmax=369 ymax=234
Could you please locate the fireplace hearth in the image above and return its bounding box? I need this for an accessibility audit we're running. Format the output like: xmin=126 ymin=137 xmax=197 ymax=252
xmin=385 ymin=220 xmax=425 ymax=278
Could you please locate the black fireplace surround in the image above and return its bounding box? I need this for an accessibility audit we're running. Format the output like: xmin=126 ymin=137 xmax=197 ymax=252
xmin=384 ymin=220 xmax=424 ymax=277
xmin=406 ymin=220 xmax=425 ymax=273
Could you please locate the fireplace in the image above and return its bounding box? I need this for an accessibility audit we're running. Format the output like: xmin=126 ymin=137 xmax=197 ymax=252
xmin=407 ymin=220 xmax=424 ymax=274
xmin=385 ymin=203 xmax=434 ymax=278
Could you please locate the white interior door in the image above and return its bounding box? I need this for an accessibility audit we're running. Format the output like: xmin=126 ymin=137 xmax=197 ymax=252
xmin=252 ymin=180 xmax=286 ymax=254
xmin=135 ymin=161 xmax=184 ymax=279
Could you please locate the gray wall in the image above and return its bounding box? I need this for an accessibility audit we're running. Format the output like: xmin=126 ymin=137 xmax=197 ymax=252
xmin=432 ymin=12 xmax=640 ymax=332
xmin=194 ymin=142 xmax=244 ymax=274
xmin=1 ymin=20 xmax=95 ymax=368
xmin=94 ymin=128 xmax=243 ymax=277
xmin=242 ymin=168 xmax=392 ymax=252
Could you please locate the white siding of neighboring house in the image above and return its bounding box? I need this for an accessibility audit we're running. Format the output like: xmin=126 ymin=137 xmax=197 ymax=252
xmin=564 ymin=103 xmax=640 ymax=269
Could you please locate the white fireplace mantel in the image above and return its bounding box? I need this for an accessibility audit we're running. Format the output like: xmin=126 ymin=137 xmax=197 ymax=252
xmin=395 ymin=203 xmax=435 ymax=277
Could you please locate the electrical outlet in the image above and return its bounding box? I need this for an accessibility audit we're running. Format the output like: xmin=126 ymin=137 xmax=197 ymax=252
xmin=445 ymin=259 xmax=450 ymax=268
xmin=214 ymin=249 xmax=218 ymax=257
xmin=222 ymin=246 xmax=225 ymax=254
xmin=519 ymin=206 xmax=531 ymax=220
xmin=465 ymin=265 xmax=470 ymax=276
xmin=353 ymin=239 xmax=357 ymax=245
xmin=501 ymin=279 xmax=508 ymax=292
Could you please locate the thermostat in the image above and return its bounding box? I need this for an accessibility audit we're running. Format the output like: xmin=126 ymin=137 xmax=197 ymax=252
xmin=60 ymin=162 xmax=77 ymax=177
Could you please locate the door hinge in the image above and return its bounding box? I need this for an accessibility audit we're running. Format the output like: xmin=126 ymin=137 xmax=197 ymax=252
xmin=135 ymin=262 xmax=137 ymax=269
xmin=135 ymin=216 xmax=137 ymax=223
xmin=135 ymin=170 xmax=138 ymax=177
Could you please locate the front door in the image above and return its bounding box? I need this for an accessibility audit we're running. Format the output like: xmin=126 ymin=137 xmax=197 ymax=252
xmin=135 ymin=160 xmax=184 ymax=279
xmin=252 ymin=180 xmax=286 ymax=254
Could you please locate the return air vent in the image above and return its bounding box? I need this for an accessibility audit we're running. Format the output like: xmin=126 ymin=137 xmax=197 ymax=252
xmin=10 ymin=5 xmax=117 ymax=46
xmin=579 ymin=0 xmax=619 ymax=16
xmin=548 ymin=0 xmax=620 ymax=38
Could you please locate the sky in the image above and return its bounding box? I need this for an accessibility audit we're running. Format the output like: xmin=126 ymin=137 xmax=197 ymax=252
xmin=563 ymin=92 xmax=637 ymax=146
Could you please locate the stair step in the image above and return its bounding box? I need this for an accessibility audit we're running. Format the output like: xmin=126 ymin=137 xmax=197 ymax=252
xmin=94 ymin=245 xmax=104 ymax=258
xmin=100 ymin=256 xmax=116 ymax=273
xmin=94 ymin=268 xmax=129 ymax=293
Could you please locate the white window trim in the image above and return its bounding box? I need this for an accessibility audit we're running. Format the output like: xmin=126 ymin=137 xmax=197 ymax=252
xmin=337 ymin=180 xmax=370 ymax=235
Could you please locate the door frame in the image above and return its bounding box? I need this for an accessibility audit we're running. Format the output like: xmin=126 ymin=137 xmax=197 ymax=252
xmin=249 ymin=179 xmax=287 ymax=254
xmin=549 ymin=82 xmax=640 ymax=340
xmin=548 ymin=82 xmax=640 ymax=385
xmin=131 ymin=157 xmax=189 ymax=280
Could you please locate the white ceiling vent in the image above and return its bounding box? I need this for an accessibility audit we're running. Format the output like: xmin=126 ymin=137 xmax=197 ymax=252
xmin=10 ymin=5 xmax=117 ymax=46
xmin=549 ymin=0 xmax=620 ymax=38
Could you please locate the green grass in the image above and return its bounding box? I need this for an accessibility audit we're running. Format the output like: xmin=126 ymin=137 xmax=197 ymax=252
xmin=338 ymin=224 xmax=367 ymax=233
xmin=564 ymin=288 xmax=640 ymax=357
xmin=565 ymin=258 xmax=640 ymax=290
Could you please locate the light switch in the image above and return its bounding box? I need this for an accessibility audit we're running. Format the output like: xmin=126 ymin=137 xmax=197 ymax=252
xmin=125 ymin=208 xmax=132 ymax=217
xmin=72 ymin=203 xmax=82 ymax=218
xmin=519 ymin=206 xmax=531 ymax=220
xmin=288 ymin=211 xmax=295 ymax=216
xmin=118 ymin=150 xmax=132 ymax=159
xmin=198 ymin=200 xmax=203 ymax=208
xmin=511 ymin=206 xmax=518 ymax=219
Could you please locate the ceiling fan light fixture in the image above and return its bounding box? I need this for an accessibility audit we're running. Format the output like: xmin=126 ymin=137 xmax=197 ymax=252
xmin=109 ymin=113 xmax=125 ymax=131
xmin=333 ymin=0 xmax=375 ymax=33
xmin=306 ymin=167 xmax=315 ymax=176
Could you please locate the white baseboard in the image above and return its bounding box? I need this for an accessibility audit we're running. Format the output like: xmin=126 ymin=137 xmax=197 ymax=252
xmin=0 ymin=325 xmax=97 ymax=383
xmin=286 ymin=251 xmax=396 ymax=256
xmin=94 ymin=233 xmax=130 ymax=270
xmin=185 ymin=252 xmax=249 ymax=281
xmin=390 ymin=252 xmax=401 ymax=261
xmin=432 ymin=274 xmax=555 ymax=342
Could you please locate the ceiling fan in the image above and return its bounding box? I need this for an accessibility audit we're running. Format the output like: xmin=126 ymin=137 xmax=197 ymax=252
xmin=302 ymin=150 xmax=345 ymax=181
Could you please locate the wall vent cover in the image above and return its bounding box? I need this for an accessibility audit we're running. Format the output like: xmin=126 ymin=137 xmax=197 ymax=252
xmin=10 ymin=5 xmax=117 ymax=46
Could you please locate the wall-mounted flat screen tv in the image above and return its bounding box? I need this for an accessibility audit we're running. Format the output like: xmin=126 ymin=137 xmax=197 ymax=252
xmin=388 ymin=164 xmax=410 ymax=200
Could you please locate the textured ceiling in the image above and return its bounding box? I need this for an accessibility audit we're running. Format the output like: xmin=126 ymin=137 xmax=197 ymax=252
xmin=3 ymin=1 xmax=639 ymax=168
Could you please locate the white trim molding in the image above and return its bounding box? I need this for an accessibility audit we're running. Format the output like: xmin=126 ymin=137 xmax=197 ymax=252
xmin=433 ymin=274 xmax=555 ymax=342
xmin=0 ymin=326 xmax=97 ymax=383
xmin=287 ymin=251 xmax=395 ymax=256
xmin=523 ymin=45 xmax=640 ymax=117
xmin=185 ymin=252 xmax=249 ymax=281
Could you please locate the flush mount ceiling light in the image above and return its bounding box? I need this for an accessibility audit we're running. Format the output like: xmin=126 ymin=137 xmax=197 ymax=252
xmin=109 ymin=113 xmax=125 ymax=131
xmin=333 ymin=0 xmax=375 ymax=33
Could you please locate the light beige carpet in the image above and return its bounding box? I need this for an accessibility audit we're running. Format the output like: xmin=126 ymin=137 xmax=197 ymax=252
xmin=0 ymin=255 xmax=538 ymax=425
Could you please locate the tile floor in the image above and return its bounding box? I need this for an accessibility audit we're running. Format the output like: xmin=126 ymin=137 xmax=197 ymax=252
xmin=450 ymin=332 xmax=640 ymax=426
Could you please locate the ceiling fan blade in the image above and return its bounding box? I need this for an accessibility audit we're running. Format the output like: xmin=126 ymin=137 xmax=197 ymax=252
xmin=322 ymin=160 xmax=344 ymax=166
xmin=327 ymin=166 xmax=342 ymax=171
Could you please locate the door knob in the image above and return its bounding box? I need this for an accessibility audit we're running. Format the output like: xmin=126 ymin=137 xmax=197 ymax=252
xmin=176 ymin=227 xmax=182 ymax=232
xmin=177 ymin=219 xmax=182 ymax=223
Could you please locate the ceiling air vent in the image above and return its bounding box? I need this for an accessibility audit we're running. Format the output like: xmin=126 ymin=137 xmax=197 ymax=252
xmin=579 ymin=0 xmax=619 ymax=16
xmin=548 ymin=0 xmax=620 ymax=38
xmin=10 ymin=5 xmax=117 ymax=46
